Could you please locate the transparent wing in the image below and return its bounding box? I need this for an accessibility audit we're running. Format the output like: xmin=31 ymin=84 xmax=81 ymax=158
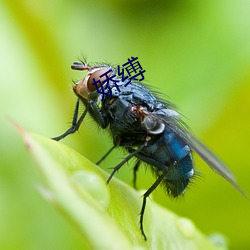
xmin=170 ymin=122 xmax=247 ymax=198
xmin=149 ymin=110 xmax=247 ymax=198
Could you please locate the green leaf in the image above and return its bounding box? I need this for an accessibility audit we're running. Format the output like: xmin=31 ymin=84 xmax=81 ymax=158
xmin=19 ymin=128 xmax=227 ymax=250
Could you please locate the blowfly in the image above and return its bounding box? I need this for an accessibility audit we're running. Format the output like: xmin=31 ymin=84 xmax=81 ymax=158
xmin=52 ymin=60 xmax=246 ymax=240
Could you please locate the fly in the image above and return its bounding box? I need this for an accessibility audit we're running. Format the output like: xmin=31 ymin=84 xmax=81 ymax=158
xmin=52 ymin=60 xmax=247 ymax=240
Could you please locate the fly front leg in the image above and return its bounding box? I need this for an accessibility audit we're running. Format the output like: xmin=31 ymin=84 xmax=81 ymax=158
xmin=52 ymin=99 xmax=108 ymax=141
xmin=88 ymin=100 xmax=108 ymax=129
xmin=52 ymin=99 xmax=88 ymax=141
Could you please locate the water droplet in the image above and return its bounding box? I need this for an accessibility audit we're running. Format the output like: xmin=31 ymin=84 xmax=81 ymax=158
xmin=177 ymin=217 xmax=196 ymax=238
xmin=71 ymin=170 xmax=110 ymax=209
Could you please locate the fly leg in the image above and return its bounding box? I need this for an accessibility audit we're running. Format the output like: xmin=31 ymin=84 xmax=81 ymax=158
xmin=133 ymin=160 xmax=141 ymax=189
xmin=107 ymin=144 xmax=146 ymax=184
xmin=52 ymin=99 xmax=107 ymax=141
xmin=140 ymin=172 xmax=167 ymax=240
xmin=96 ymin=145 xmax=116 ymax=165
xmin=52 ymin=99 xmax=88 ymax=141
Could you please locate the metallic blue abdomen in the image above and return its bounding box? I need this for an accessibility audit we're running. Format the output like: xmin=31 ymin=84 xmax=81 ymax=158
xmin=136 ymin=128 xmax=194 ymax=197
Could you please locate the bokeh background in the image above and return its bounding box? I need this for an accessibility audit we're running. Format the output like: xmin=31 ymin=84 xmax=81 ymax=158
xmin=1 ymin=1 xmax=250 ymax=249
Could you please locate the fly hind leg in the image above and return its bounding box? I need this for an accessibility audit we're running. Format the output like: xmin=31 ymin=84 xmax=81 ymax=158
xmin=140 ymin=172 xmax=166 ymax=240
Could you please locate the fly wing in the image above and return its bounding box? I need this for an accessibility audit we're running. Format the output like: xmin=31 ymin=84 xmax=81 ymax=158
xmin=169 ymin=122 xmax=247 ymax=198
xmin=150 ymin=109 xmax=247 ymax=198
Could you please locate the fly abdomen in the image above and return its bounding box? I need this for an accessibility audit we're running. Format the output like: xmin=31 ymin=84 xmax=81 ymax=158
xmin=162 ymin=129 xmax=194 ymax=196
xmin=166 ymin=129 xmax=191 ymax=161
xmin=163 ymin=153 xmax=193 ymax=197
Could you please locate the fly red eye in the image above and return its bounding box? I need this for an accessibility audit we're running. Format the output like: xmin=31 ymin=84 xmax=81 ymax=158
xmin=87 ymin=68 xmax=111 ymax=92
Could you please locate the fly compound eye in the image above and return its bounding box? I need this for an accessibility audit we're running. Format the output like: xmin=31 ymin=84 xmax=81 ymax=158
xmin=73 ymin=65 xmax=111 ymax=100
xmin=87 ymin=68 xmax=111 ymax=92
xmin=142 ymin=116 xmax=165 ymax=134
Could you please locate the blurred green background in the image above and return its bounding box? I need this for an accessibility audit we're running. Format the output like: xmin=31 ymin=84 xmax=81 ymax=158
xmin=1 ymin=0 xmax=250 ymax=249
